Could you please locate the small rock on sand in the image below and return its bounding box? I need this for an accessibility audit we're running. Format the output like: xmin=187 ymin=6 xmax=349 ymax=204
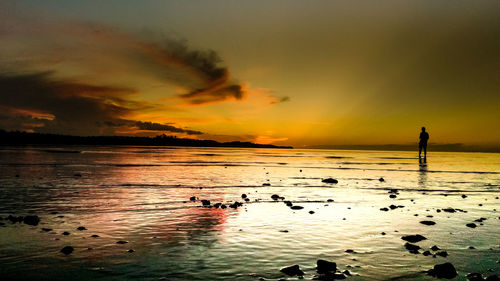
xmin=290 ymin=206 xmax=304 ymax=210
xmin=271 ymin=194 xmax=280 ymax=200
xmin=466 ymin=223 xmax=477 ymax=228
xmin=420 ymin=220 xmax=436 ymax=226
xmin=77 ymin=226 xmax=87 ymax=231
xmin=23 ymin=215 xmax=40 ymax=226
xmin=201 ymin=200 xmax=210 ymax=206
xmin=316 ymin=259 xmax=337 ymax=273
xmin=116 ymin=240 xmax=128 ymax=244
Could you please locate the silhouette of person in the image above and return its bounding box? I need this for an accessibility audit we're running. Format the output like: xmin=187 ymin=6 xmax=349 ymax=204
xmin=419 ymin=127 xmax=429 ymax=160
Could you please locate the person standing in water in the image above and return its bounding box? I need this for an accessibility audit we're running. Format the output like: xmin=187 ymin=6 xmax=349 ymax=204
xmin=419 ymin=127 xmax=429 ymax=160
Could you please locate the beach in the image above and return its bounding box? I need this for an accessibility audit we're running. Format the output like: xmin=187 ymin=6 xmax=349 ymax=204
xmin=0 ymin=146 xmax=498 ymax=280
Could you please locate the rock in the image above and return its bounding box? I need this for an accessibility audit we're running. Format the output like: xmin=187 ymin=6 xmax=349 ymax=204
xmin=213 ymin=203 xmax=222 ymax=208
xmin=116 ymin=240 xmax=128 ymax=244
xmin=77 ymin=226 xmax=87 ymax=231
xmin=420 ymin=220 xmax=436 ymax=226
xmin=60 ymin=246 xmax=74 ymax=255
xmin=379 ymin=177 xmax=385 ymax=182
xmin=485 ymin=275 xmax=499 ymax=281
xmin=462 ymin=195 xmax=468 ymax=198
xmin=322 ymin=178 xmax=338 ymax=184
xmin=443 ymin=208 xmax=456 ymax=213
xmin=405 ymin=242 xmax=421 ymax=253
xmin=271 ymin=194 xmax=280 ymax=200
xmin=42 ymin=228 xmax=52 ymax=232
xmin=241 ymin=194 xmax=247 ymax=199
xmin=189 ymin=196 xmax=196 ymax=201
xmin=343 ymin=270 xmax=351 ymax=276
xmin=423 ymin=250 xmax=432 ymax=256
xmin=244 ymin=198 xmax=250 ymax=202
xmin=23 ymin=215 xmax=40 ymax=226
xmin=466 ymin=223 xmax=477 ymax=228
xmin=91 ymin=234 xmax=99 ymax=238
xmin=62 ymin=231 xmax=70 ymax=235
xmin=466 ymin=272 xmax=484 ymax=281
xmin=262 ymin=183 xmax=271 ymax=186
xmin=316 ymin=259 xmax=337 ymax=272
xmin=468 ymin=246 xmax=476 ymax=249
xmin=309 ymin=211 xmax=315 ymax=214
xmin=280 ymin=264 xmax=304 ymax=276
xmin=220 ymin=204 xmax=227 ymax=209
xmin=389 ymin=205 xmax=397 ymax=210
xmin=284 ymin=201 xmax=293 ymax=207
xmin=389 ymin=194 xmax=397 ymax=198
xmin=327 ymin=199 xmax=334 ymax=202
xmin=127 ymin=249 xmax=135 ymax=253
xmin=402 ymin=234 xmax=427 ymax=243
xmin=201 ymin=200 xmax=210 ymax=206
xmin=380 ymin=207 xmax=389 ymax=211
xmin=436 ymin=251 xmax=448 ymax=257
xmin=279 ymin=230 xmax=289 ymax=233
xmin=428 ymin=262 xmax=458 ymax=279
xmin=290 ymin=206 xmax=304 ymax=210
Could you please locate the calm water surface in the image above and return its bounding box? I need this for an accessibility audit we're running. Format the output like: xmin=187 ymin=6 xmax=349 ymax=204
xmin=0 ymin=146 xmax=499 ymax=280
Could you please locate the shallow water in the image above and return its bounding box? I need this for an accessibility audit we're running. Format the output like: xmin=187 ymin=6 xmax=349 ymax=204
xmin=0 ymin=146 xmax=498 ymax=280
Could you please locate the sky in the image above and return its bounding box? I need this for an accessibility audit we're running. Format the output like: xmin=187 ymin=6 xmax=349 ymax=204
xmin=1 ymin=0 xmax=499 ymax=148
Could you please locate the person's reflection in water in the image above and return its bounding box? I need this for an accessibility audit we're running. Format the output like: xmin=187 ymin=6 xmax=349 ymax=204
xmin=418 ymin=161 xmax=428 ymax=188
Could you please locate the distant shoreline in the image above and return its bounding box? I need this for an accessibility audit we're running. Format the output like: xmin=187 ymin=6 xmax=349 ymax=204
xmin=305 ymin=144 xmax=500 ymax=153
xmin=0 ymin=130 xmax=293 ymax=149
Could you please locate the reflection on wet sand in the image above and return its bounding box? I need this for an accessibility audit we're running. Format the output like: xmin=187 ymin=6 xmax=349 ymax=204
xmin=418 ymin=160 xmax=428 ymax=188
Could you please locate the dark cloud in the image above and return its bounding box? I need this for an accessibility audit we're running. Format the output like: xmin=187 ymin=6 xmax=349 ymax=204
xmin=0 ymin=72 xmax=203 ymax=136
xmin=134 ymin=121 xmax=202 ymax=135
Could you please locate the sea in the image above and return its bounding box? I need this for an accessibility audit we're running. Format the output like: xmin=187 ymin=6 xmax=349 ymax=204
xmin=0 ymin=146 xmax=498 ymax=280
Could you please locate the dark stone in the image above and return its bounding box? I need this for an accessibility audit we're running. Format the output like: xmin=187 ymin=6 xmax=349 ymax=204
xmin=428 ymin=262 xmax=458 ymax=279
xmin=241 ymin=194 xmax=247 ymax=199
xmin=271 ymin=194 xmax=280 ymax=200
xmin=60 ymin=246 xmax=74 ymax=255
xmin=466 ymin=223 xmax=477 ymax=228
xmin=402 ymin=234 xmax=427 ymax=243
xmin=220 ymin=204 xmax=227 ymax=209
xmin=327 ymin=199 xmax=334 ymax=202
xmin=322 ymin=178 xmax=338 ymax=184
xmin=62 ymin=231 xmax=70 ymax=235
xmin=284 ymin=201 xmax=293 ymax=207
xmin=77 ymin=226 xmax=87 ymax=231
xmin=389 ymin=205 xmax=397 ymax=210
xmin=42 ymin=228 xmax=52 ymax=232
xmin=91 ymin=234 xmax=99 ymax=238
xmin=201 ymin=200 xmax=210 ymax=206
xmin=443 ymin=208 xmax=456 ymax=213
xmin=468 ymin=246 xmax=476 ymax=249
xmin=404 ymin=242 xmax=421 ymax=252
xmin=213 ymin=203 xmax=222 ymax=208
xmin=316 ymin=259 xmax=337 ymax=273
xmin=116 ymin=240 xmax=128 ymax=244
xmin=485 ymin=275 xmax=499 ymax=281
xmin=389 ymin=194 xmax=397 ymax=198
xmin=23 ymin=215 xmax=40 ymax=226
xmin=380 ymin=207 xmax=389 ymax=211
xmin=244 ymin=198 xmax=250 ymax=202
xmin=423 ymin=250 xmax=432 ymax=256
xmin=343 ymin=270 xmax=351 ymax=276
xmin=431 ymin=245 xmax=441 ymax=251
xmin=280 ymin=264 xmax=304 ymax=276
xmin=189 ymin=196 xmax=196 ymax=201
xmin=74 ymin=173 xmax=82 ymax=177
xmin=420 ymin=220 xmax=436 ymax=226
xmin=466 ymin=272 xmax=484 ymax=281
xmin=309 ymin=211 xmax=315 ymax=214
xmin=379 ymin=177 xmax=385 ymax=182
xmin=436 ymin=251 xmax=448 ymax=257
xmin=291 ymin=206 xmax=304 ymax=210
xmin=462 ymin=195 xmax=468 ymax=198
xmin=262 ymin=183 xmax=271 ymax=186
xmin=127 ymin=249 xmax=135 ymax=253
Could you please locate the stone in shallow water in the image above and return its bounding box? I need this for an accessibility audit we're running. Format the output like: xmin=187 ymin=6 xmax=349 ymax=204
xmin=23 ymin=215 xmax=40 ymax=226
xmin=431 ymin=245 xmax=441 ymax=251
xmin=428 ymin=262 xmax=457 ymax=279
xmin=60 ymin=246 xmax=74 ymax=255
xmin=466 ymin=223 xmax=477 ymax=228
xmin=404 ymin=242 xmax=421 ymax=253
xmin=420 ymin=220 xmax=436 ymax=226
xmin=322 ymin=178 xmax=338 ymax=184
xmin=116 ymin=240 xmax=128 ymax=244
xmin=316 ymin=259 xmax=337 ymax=273
xmin=290 ymin=206 xmax=304 ymax=210
xmin=401 ymin=234 xmax=427 ymax=243
xmin=271 ymin=194 xmax=280 ymax=200
xmin=76 ymin=226 xmax=87 ymax=231
xmin=280 ymin=264 xmax=304 ymax=276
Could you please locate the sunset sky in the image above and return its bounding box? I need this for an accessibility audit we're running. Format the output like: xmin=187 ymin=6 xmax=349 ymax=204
xmin=1 ymin=0 xmax=499 ymax=148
